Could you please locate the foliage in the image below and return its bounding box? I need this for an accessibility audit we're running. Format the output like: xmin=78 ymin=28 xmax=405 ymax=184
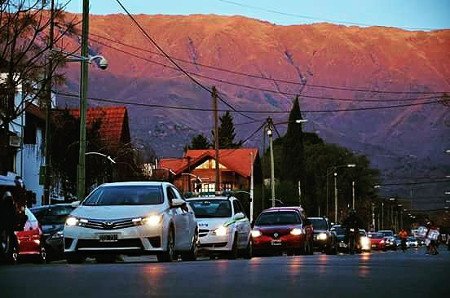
xmin=185 ymin=133 xmax=210 ymax=151
xmin=215 ymin=111 xmax=242 ymax=149
xmin=280 ymin=96 xmax=305 ymax=183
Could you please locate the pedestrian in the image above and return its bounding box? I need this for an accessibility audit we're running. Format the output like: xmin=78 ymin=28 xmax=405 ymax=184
xmin=0 ymin=191 xmax=18 ymax=262
xmin=425 ymin=218 xmax=439 ymax=255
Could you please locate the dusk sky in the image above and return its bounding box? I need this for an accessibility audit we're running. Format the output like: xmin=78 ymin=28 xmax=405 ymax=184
xmin=64 ymin=0 xmax=450 ymax=31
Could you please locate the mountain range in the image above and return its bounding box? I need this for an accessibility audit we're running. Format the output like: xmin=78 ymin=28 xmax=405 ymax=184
xmin=57 ymin=13 xmax=450 ymax=210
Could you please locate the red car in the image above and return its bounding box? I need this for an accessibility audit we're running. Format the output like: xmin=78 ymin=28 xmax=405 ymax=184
xmin=9 ymin=208 xmax=46 ymax=263
xmin=368 ymin=232 xmax=386 ymax=251
xmin=251 ymin=207 xmax=314 ymax=256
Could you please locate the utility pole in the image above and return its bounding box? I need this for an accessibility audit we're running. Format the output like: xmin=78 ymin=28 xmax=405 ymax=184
xmin=352 ymin=180 xmax=355 ymax=210
xmin=267 ymin=117 xmax=275 ymax=207
xmin=77 ymin=0 xmax=90 ymax=200
xmin=334 ymin=172 xmax=338 ymax=223
xmin=43 ymin=0 xmax=55 ymax=205
xmin=212 ymin=86 xmax=220 ymax=194
xmin=250 ymin=151 xmax=254 ymax=222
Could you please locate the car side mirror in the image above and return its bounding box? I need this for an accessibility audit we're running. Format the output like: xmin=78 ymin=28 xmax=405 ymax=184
xmin=171 ymin=198 xmax=185 ymax=208
xmin=233 ymin=212 xmax=245 ymax=221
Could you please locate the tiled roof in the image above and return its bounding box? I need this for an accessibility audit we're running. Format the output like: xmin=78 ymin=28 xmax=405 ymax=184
xmin=69 ymin=106 xmax=130 ymax=147
xmin=160 ymin=148 xmax=259 ymax=178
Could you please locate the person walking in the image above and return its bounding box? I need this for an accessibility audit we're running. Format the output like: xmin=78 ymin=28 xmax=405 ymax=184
xmin=0 ymin=191 xmax=18 ymax=262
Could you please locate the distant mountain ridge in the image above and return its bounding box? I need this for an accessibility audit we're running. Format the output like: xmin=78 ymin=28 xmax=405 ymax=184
xmin=58 ymin=14 xmax=450 ymax=209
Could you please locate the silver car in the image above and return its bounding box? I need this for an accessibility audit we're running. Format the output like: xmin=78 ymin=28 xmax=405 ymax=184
xmin=64 ymin=182 xmax=198 ymax=263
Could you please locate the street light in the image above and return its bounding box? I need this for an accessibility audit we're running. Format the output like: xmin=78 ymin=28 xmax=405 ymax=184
xmin=267 ymin=126 xmax=275 ymax=208
xmin=326 ymin=163 xmax=356 ymax=222
xmin=85 ymin=152 xmax=116 ymax=164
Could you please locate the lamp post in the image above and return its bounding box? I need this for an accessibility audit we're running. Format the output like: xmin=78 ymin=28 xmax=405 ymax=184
xmin=327 ymin=163 xmax=356 ymax=223
xmin=267 ymin=124 xmax=275 ymax=208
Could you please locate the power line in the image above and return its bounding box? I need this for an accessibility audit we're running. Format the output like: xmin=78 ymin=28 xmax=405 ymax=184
xmin=55 ymin=91 xmax=442 ymax=114
xmin=89 ymin=31 xmax=449 ymax=96
xmin=92 ymin=38 xmax=443 ymax=104
xmin=217 ymin=0 xmax=442 ymax=31
xmin=114 ymin=0 xmax=256 ymax=121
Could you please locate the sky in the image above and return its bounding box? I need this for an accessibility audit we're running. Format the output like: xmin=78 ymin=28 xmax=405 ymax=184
xmin=63 ymin=0 xmax=450 ymax=31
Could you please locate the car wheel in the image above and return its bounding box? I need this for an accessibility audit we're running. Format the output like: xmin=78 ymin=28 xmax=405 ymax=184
xmin=66 ymin=252 xmax=85 ymax=264
xmin=227 ymin=233 xmax=239 ymax=260
xmin=1 ymin=233 xmax=17 ymax=264
xmin=181 ymin=230 xmax=198 ymax=261
xmin=96 ymin=255 xmax=117 ymax=263
xmin=157 ymin=227 xmax=175 ymax=262
xmin=242 ymin=239 xmax=253 ymax=259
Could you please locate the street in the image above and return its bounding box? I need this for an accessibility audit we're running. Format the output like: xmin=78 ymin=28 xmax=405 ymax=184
xmin=1 ymin=247 xmax=449 ymax=298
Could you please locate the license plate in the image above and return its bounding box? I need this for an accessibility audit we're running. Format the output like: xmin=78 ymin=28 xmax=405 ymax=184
xmin=271 ymin=240 xmax=282 ymax=246
xmin=99 ymin=234 xmax=118 ymax=242
xmin=339 ymin=242 xmax=347 ymax=248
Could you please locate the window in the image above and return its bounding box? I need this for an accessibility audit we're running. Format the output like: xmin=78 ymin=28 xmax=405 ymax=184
xmin=82 ymin=185 xmax=164 ymax=206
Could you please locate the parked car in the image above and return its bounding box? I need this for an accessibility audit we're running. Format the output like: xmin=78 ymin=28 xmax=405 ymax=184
xmin=368 ymin=232 xmax=386 ymax=251
xmin=30 ymin=204 xmax=76 ymax=260
xmin=13 ymin=208 xmax=47 ymax=263
xmin=251 ymin=206 xmax=313 ymax=256
xmin=64 ymin=182 xmax=198 ymax=263
xmin=308 ymin=217 xmax=336 ymax=254
xmin=187 ymin=196 xmax=252 ymax=259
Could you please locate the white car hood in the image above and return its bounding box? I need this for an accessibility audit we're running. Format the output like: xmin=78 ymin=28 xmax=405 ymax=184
xmin=71 ymin=205 xmax=168 ymax=220
xmin=197 ymin=217 xmax=233 ymax=230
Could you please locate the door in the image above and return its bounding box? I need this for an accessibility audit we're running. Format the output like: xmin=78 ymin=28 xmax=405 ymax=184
xmin=167 ymin=187 xmax=190 ymax=250
xmin=233 ymin=200 xmax=250 ymax=249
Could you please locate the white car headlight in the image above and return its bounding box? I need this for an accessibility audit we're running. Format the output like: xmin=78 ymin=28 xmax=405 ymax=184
xmin=290 ymin=228 xmax=303 ymax=236
xmin=143 ymin=215 xmax=162 ymax=226
xmin=214 ymin=225 xmax=228 ymax=236
xmin=251 ymin=230 xmax=262 ymax=238
xmin=65 ymin=216 xmax=79 ymax=226
xmin=317 ymin=233 xmax=327 ymax=240
xmin=360 ymin=236 xmax=370 ymax=248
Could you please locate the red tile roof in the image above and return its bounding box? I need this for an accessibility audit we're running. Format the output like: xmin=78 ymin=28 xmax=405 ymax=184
xmin=69 ymin=106 xmax=130 ymax=147
xmin=160 ymin=148 xmax=258 ymax=178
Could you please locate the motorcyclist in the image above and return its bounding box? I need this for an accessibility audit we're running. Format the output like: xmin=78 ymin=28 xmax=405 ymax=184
xmin=398 ymin=228 xmax=408 ymax=252
xmin=341 ymin=209 xmax=363 ymax=254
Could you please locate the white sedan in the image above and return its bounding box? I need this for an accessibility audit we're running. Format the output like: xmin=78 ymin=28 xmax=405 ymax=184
xmin=64 ymin=182 xmax=198 ymax=263
xmin=187 ymin=196 xmax=252 ymax=259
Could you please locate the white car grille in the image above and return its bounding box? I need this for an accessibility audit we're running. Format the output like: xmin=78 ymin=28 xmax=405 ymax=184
xmin=79 ymin=218 xmax=136 ymax=230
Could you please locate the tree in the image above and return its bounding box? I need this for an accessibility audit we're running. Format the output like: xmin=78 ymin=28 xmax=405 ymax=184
xmin=0 ymin=0 xmax=77 ymax=173
xmin=186 ymin=134 xmax=210 ymax=150
xmin=280 ymin=96 xmax=305 ymax=184
xmin=215 ymin=111 xmax=242 ymax=149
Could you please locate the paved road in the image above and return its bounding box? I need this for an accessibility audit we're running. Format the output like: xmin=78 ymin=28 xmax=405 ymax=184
xmin=1 ymin=247 xmax=449 ymax=298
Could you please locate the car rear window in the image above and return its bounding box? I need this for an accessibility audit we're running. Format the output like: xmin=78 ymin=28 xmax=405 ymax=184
xmin=309 ymin=218 xmax=328 ymax=230
xmin=255 ymin=211 xmax=301 ymax=226
xmin=82 ymin=185 xmax=163 ymax=206
xmin=189 ymin=199 xmax=232 ymax=218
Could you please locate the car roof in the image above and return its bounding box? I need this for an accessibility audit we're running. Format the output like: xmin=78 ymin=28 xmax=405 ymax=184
xmin=264 ymin=206 xmax=304 ymax=212
xmin=308 ymin=217 xmax=328 ymax=220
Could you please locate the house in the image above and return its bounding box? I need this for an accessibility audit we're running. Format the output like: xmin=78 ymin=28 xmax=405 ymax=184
xmin=159 ymin=148 xmax=261 ymax=195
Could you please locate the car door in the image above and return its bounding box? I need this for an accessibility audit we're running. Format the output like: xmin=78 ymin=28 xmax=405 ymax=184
xmin=232 ymin=200 xmax=250 ymax=248
xmin=167 ymin=186 xmax=190 ymax=250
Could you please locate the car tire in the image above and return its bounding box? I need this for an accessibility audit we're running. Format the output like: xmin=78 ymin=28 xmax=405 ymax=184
xmin=181 ymin=230 xmax=198 ymax=261
xmin=66 ymin=253 xmax=85 ymax=264
xmin=157 ymin=227 xmax=175 ymax=262
xmin=227 ymin=233 xmax=239 ymax=260
xmin=1 ymin=232 xmax=17 ymax=265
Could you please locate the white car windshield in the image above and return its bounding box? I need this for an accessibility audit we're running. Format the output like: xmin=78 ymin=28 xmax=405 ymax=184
xmin=82 ymin=185 xmax=164 ymax=206
xmin=189 ymin=199 xmax=232 ymax=218
xmin=255 ymin=211 xmax=301 ymax=226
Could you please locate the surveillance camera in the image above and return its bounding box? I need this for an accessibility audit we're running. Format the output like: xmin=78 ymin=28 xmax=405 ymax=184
xmin=98 ymin=57 xmax=108 ymax=70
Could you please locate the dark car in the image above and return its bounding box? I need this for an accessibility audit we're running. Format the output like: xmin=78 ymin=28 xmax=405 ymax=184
xmin=251 ymin=206 xmax=314 ymax=256
xmin=331 ymin=225 xmax=349 ymax=253
xmin=30 ymin=204 xmax=76 ymax=260
xmin=308 ymin=217 xmax=336 ymax=254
